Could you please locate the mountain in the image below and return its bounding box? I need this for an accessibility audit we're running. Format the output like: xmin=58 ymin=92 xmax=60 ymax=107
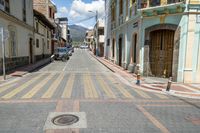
xmin=69 ymin=25 xmax=88 ymax=42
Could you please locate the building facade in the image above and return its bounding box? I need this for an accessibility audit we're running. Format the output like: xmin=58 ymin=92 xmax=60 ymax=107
xmin=85 ymin=30 xmax=94 ymax=50
xmin=33 ymin=0 xmax=56 ymax=54
xmin=94 ymin=19 xmax=105 ymax=57
xmin=0 ymin=0 xmax=34 ymax=72
xmin=105 ymin=0 xmax=200 ymax=83
xmin=56 ymin=17 xmax=69 ymax=46
xmin=33 ymin=10 xmax=54 ymax=62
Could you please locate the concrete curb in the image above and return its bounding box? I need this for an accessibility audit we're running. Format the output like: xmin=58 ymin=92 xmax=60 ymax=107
xmin=0 ymin=58 xmax=51 ymax=82
xmin=89 ymin=52 xmax=200 ymax=99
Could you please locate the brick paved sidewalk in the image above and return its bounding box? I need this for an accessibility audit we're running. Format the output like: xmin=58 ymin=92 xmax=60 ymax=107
xmin=0 ymin=58 xmax=51 ymax=83
xmin=91 ymin=53 xmax=200 ymax=99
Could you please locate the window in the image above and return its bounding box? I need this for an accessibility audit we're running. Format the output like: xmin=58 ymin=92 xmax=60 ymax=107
xmin=47 ymin=40 xmax=49 ymax=49
xmin=47 ymin=30 xmax=49 ymax=38
xmin=22 ymin=0 xmax=26 ymax=22
xmin=0 ymin=0 xmax=5 ymax=10
xmin=111 ymin=5 xmax=116 ymax=21
xmin=126 ymin=0 xmax=128 ymax=17
xmin=36 ymin=22 xmax=39 ymax=33
xmin=0 ymin=0 xmax=9 ymax=13
xmin=10 ymin=30 xmax=17 ymax=57
xmin=36 ymin=39 xmax=39 ymax=48
xmin=119 ymin=0 xmax=123 ymax=15
xmin=49 ymin=7 xmax=52 ymax=18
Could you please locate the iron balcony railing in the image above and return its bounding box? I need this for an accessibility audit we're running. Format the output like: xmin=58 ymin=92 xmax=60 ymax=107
xmin=140 ymin=0 xmax=185 ymax=9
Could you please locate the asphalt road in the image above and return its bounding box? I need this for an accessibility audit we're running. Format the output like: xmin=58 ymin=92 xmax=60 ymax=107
xmin=0 ymin=49 xmax=199 ymax=133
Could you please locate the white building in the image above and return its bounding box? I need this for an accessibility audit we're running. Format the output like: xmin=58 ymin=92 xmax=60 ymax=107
xmin=56 ymin=17 xmax=69 ymax=44
xmin=0 ymin=0 xmax=34 ymax=72
xmin=94 ymin=19 xmax=105 ymax=57
xmin=33 ymin=10 xmax=54 ymax=62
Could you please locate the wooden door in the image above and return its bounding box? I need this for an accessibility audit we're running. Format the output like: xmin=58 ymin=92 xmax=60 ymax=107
xmin=149 ymin=29 xmax=174 ymax=77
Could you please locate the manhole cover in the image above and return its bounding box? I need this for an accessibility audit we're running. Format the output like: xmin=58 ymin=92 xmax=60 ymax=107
xmin=52 ymin=114 xmax=79 ymax=126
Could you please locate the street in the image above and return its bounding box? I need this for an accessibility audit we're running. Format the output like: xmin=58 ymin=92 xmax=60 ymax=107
xmin=0 ymin=49 xmax=199 ymax=133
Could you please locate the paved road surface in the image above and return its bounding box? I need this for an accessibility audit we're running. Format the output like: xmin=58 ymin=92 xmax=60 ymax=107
xmin=0 ymin=49 xmax=199 ymax=133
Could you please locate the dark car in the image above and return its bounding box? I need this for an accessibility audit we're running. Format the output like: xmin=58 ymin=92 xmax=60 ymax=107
xmin=54 ymin=47 xmax=69 ymax=61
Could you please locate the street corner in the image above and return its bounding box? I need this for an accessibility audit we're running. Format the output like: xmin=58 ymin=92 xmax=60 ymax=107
xmin=136 ymin=103 xmax=200 ymax=133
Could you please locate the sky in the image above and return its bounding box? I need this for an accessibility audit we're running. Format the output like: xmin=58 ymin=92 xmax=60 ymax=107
xmin=52 ymin=0 xmax=105 ymax=29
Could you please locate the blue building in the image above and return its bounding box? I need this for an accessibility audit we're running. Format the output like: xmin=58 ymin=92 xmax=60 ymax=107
xmin=104 ymin=0 xmax=200 ymax=83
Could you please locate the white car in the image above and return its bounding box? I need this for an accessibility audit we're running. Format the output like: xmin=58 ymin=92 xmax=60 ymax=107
xmin=80 ymin=45 xmax=88 ymax=49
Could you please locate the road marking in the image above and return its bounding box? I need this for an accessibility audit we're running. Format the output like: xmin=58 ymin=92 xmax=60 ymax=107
xmin=2 ymin=74 xmax=44 ymax=99
xmin=0 ymin=83 xmax=16 ymax=94
xmin=132 ymin=88 xmax=151 ymax=99
xmin=88 ymin=74 xmax=98 ymax=98
xmin=21 ymin=74 xmax=55 ymax=99
xmin=178 ymin=84 xmax=200 ymax=92
xmin=96 ymin=75 xmax=116 ymax=98
xmin=61 ymin=74 xmax=75 ymax=98
xmin=0 ymin=77 xmax=20 ymax=87
xmin=154 ymin=93 xmax=169 ymax=99
xmin=62 ymin=63 xmax=67 ymax=71
xmin=137 ymin=105 xmax=170 ymax=133
xmin=83 ymin=75 xmax=90 ymax=98
xmin=42 ymin=73 xmax=65 ymax=98
xmin=107 ymin=76 xmax=134 ymax=99
xmin=83 ymin=74 xmax=98 ymax=98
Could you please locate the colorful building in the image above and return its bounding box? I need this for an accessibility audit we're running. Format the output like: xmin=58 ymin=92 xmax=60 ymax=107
xmin=105 ymin=0 xmax=200 ymax=83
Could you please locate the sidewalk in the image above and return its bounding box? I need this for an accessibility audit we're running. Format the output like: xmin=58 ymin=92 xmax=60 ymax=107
xmin=91 ymin=53 xmax=200 ymax=99
xmin=0 ymin=58 xmax=51 ymax=83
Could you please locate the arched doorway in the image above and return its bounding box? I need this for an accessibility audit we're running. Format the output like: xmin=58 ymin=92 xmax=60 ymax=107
xmin=118 ymin=37 xmax=122 ymax=66
xmin=149 ymin=29 xmax=175 ymax=77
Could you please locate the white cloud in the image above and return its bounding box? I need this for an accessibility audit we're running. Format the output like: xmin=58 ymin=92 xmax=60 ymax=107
xmin=60 ymin=7 xmax=68 ymax=14
xmin=69 ymin=0 xmax=105 ymax=22
xmin=56 ymin=6 xmax=68 ymax=17
xmin=55 ymin=0 xmax=105 ymax=28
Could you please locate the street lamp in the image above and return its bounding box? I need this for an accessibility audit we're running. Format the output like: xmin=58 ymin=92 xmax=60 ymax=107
xmin=88 ymin=10 xmax=98 ymax=56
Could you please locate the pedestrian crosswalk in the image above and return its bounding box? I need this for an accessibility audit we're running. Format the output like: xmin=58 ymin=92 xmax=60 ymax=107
xmin=0 ymin=73 xmax=171 ymax=100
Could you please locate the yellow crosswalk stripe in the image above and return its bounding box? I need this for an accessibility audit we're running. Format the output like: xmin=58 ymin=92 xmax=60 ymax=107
xmin=154 ymin=93 xmax=169 ymax=99
xmin=83 ymin=74 xmax=98 ymax=98
xmin=2 ymin=74 xmax=44 ymax=99
xmin=61 ymin=74 xmax=75 ymax=98
xmin=0 ymin=84 xmax=16 ymax=94
xmin=42 ymin=73 xmax=65 ymax=98
xmin=21 ymin=74 xmax=55 ymax=99
xmin=88 ymin=74 xmax=98 ymax=98
xmin=83 ymin=75 xmax=90 ymax=98
xmin=132 ymin=88 xmax=151 ymax=99
xmin=107 ymin=76 xmax=134 ymax=99
xmin=96 ymin=75 xmax=116 ymax=98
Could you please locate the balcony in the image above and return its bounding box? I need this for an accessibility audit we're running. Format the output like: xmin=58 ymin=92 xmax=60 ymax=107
xmin=140 ymin=0 xmax=185 ymax=9
xmin=140 ymin=0 xmax=185 ymax=17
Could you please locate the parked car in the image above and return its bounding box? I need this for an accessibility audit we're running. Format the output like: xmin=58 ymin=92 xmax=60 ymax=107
xmin=66 ymin=45 xmax=73 ymax=55
xmin=54 ymin=47 xmax=69 ymax=61
xmin=80 ymin=45 xmax=88 ymax=49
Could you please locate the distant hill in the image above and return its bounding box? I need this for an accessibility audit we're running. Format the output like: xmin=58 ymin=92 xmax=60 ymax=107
xmin=69 ymin=25 xmax=88 ymax=42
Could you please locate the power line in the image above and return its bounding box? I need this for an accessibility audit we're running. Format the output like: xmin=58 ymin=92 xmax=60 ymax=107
xmin=68 ymin=15 xmax=96 ymax=25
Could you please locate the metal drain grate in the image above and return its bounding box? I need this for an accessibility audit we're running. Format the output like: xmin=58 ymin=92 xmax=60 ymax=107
xmin=52 ymin=114 xmax=79 ymax=126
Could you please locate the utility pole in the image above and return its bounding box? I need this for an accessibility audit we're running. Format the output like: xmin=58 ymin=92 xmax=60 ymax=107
xmin=1 ymin=27 xmax=6 ymax=80
xmin=95 ymin=10 xmax=98 ymax=56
